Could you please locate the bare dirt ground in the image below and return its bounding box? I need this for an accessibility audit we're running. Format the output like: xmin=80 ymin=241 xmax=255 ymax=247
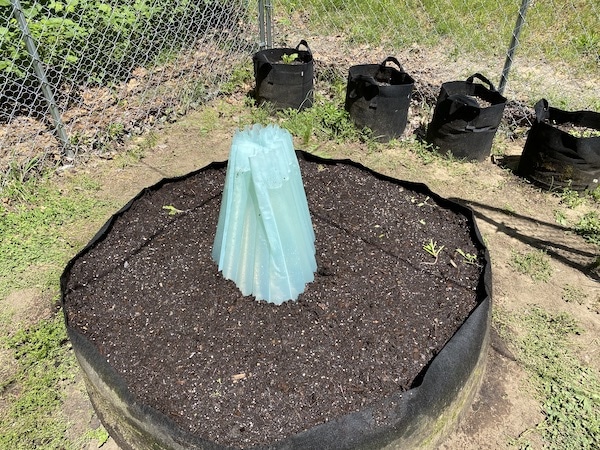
xmin=2 ymin=35 xmax=599 ymax=449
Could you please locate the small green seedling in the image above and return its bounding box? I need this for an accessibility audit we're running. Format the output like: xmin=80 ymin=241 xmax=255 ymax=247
xmin=423 ymin=239 xmax=444 ymax=262
xmin=455 ymin=248 xmax=478 ymax=264
xmin=83 ymin=428 xmax=110 ymax=447
xmin=560 ymin=185 xmax=585 ymax=208
xmin=553 ymin=209 xmax=568 ymax=226
xmin=281 ymin=52 xmax=299 ymax=64
xmin=162 ymin=205 xmax=184 ymax=215
xmin=575 ymin=211 xmax=600 ymax=245
xmin=210 ymin=378 xmax=223 ymax=398
xmin=568 ymin=127 xmax=600 ymax=138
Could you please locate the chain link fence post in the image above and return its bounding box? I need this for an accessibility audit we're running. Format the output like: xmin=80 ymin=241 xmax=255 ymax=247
xmin=10 ymin=0 xmax=73 ymax=159
xmin=265 ymin=0 xmax=273 ymax=48
xmin=258 ymin=0 xmax=273 ymax=49
xmin=498 ymin=0 xmax=531 ymax=95
xmin=258 ymin=0 xmax=266 ymax=49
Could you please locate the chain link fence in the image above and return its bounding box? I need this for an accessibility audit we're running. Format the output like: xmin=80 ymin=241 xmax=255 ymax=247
xmin=271 ymin=0 xmax=598 ymax=125
xmin=1 ymin=0 xmax=255 ymax=185
xmin=1 ymin=0 xmax=598 ymax=187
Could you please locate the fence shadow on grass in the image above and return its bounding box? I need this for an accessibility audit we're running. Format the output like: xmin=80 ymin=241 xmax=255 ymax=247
xmin=449 ymin=197 xmax=599 ymax=281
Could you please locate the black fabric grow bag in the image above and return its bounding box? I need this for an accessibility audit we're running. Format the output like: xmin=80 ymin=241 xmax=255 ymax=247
xmin=426 ymin=73 xmax=507 ymax=161
xmin=60 ymin=151 xmax=492 ymax=450
xmin=517 ymin=99 xmax=600 ymax=192
xmin=253 ymin=40 xmax=314 ymax=111
xmin=344 ymin=57 xmax=415 ymax=142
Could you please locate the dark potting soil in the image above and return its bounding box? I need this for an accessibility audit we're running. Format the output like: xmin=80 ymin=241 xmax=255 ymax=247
xmin=63 ymin=157 xmax=485 ymax=448
xmin=552 ymin=121 xmax=600 ymax=138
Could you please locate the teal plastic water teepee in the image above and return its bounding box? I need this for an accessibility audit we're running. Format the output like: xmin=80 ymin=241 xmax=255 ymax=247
xmin=212 ymin=124 xmax=317 ymax=304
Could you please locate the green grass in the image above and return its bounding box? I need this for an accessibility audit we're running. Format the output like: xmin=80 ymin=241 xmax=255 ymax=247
xmin=501 ymin=307 xmax=600 ymax=449
xmin=278 ymin=0 xmax=598 ymax=76
xmin=0 ymin=171 xmax=117 ymax=448
xmin=220 ymin=64 xmax=254 ymax=95
xmin=588 ymin=186 xmax=600 ymax=203
xmin=574 ymin=211 xmax=600 ymax=246
xmin=561 ymin=284 xmax=588 ymax=305
xmin=0 ymin=174 xmax=112 ymax=297
xmin=278 ymin=94 xmax=369 ymax=147
xmin=280 ymin=0 xmax=515 ymax=53
xmin=559 ymin=185 xmax=586 ymax=209
xmin=522 ymin=1 xmax=600 ymax=76
xmin=510 ymin=249 xmax=553 ymax=282
xmin=0 ymin=2 xmax=597 ymax=448
xmin=0 ymin=315 xmax=78 ymax=450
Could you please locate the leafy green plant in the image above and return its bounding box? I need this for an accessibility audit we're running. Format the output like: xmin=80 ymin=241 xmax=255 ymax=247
xmin=107 ymin=121 xmax=125 ymax=140
xmin=162 ymin=204 xmax=184 ymax=215
xmin=554 ymin=209 xmax=568 ymax=226
xmin=567 ymin=127 xmax=600 ymax=138
xmin=587 ymin=185 xmax=600 ymax=204
xmin=279 ymin=95 xmax=367 ymax=145
xmin=83 ymin=427 xmax=110 ymax=447
xmin=574 ymin=211 xmax=600 ymax=246
xmin=559 ymin=184 xmax=586 ymax=208
xmin=1 ymin=0 xmax=243 ymax=91
xmin=561 ymin=284 xmax=588 ymax=304
xmin=412 ymin=141 xmax=438 ymax=165
xmin=281 ymin=52 xmax=299 ymax=64
xmin=2 ymin=155 xmax=45 ymax=188
xmin=510 ymin=249 xmax=553 ymax=282
xmin=220 ymin=64 xmax=253 ymax=95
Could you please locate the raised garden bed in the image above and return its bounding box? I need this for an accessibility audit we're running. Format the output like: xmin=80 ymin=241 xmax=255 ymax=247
xmin=61 ymin=151 xmax=491 ymax=450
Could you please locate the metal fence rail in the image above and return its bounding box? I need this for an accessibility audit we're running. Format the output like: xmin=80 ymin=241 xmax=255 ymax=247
xmin=1 ymin=0 xmax=598 ymax=187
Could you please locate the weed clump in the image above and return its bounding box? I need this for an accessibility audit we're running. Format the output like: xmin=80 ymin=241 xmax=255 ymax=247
xmin=511 ymin=307 xmax=600 ymax=449
xmin=510 ymin=249 xmax=553 ymax=282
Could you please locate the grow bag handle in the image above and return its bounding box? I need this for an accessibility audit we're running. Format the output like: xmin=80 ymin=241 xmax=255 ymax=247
xmin=533 ymin=98 xmax=600 ymax=130
xmin=534 ymin=98 xmax=550 ymax=123
xmin=466 ymin=73 xmax=497 ymax=92
xmin=296 ymin=39 xmax=312 ymax=55
xmin=347 ymin=56 xmax=406 ymax=104
xmin=379 ymin=56 xmax=405 ymax=72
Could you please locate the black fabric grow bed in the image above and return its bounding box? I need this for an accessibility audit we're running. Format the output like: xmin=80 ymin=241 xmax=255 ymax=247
xmin=61 ymin=151 xmax=492 ymax=450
